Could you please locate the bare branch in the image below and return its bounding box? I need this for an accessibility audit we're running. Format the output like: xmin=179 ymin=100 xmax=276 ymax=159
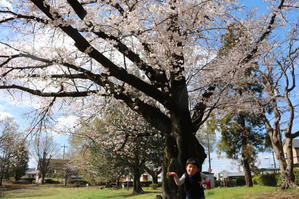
xmin=282 ymin=5 xmax=299 ymax=9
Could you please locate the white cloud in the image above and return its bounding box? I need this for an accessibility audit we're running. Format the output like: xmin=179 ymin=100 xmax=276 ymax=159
xmin=202 ymin=152 xmax=240 ymax=174
xmin=0 ymin=104 xmax=4 ymax=111
xmin=0 ymin=111 xmax=13 ymax=120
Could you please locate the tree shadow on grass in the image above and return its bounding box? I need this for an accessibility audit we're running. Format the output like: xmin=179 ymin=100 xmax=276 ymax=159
xmin=103 ymin=190 xmax=162 ymax=199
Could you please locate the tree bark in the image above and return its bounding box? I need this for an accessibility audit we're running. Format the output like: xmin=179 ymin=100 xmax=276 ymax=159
xmin=152 ymin=175 xmax=159 ymax=185
xmin=240 ymin=115 xmax=253 ymax=187
xmin=267 ymin=128 xmax=297 ymax=189
xmin=242 ymin=158 xmax=253 ymax=187
xmin=132 ymin=167 xmax=143 ymax=194
xmin=0 ymin=174 xmax=3 ymax=186
xmin=162 ymin=78 xmax=207 ymax=199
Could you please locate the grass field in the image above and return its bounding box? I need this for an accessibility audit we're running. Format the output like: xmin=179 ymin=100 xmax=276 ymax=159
xmin=1 ymin=184 xmax=299 ymax=199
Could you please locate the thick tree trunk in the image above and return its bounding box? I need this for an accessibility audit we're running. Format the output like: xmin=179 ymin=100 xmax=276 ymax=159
xmin=152 ymin=175 xmax=158 ymax=184
xmin=162 ymin=125 xmax=206 ymax=199
xmin=242 ymin=158 xmax=253 ymax=187
xmin=64 ymin=172 xmax=68 ymax=187
xmin=41 ymin=174 xmax=45 ymax=184
xmin=0 ymin=174 xmax=3 ymax=186
xmin=240 ymin=115 xmax=253 ymax=187
xmin=280 ymin=138 xmax=296 ymax=189
xmin=132 ymin=167 xmax=143 ymax=194
xmin=162 ymin=78 xmax=207 ymax=199
xmin=268 ymin=130 xmax=297 ymax=189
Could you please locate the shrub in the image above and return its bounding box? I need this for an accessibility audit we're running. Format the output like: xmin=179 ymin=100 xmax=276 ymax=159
xmin=253 ymin=174 xmax=277 ymax=186
xmin=19 ymin=177 xmax=35 ymax=184
xmin=294 ymin=169 xmax=299 ymax=185
xmin=70 ymin=179 xmax=89 ymax=186
xmin=45 ymin=178 xmax=60 ymax=184
xmin=141 ymin=181 xmax=151 ymax=187
xmin=235 ymin=177 xmax=246 ymax=186
xmin=252 ymin=176 xmax=259 ymax=185
xmin=149 ymin=183 xmax=159 ymax=190
xmin=275 ymin=174 xmax=282 ymax=186
xmin=215 ymin=180 xmax=222 ymax=187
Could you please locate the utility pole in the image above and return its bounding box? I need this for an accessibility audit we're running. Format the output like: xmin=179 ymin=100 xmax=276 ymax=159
xmin=62 ymin=145 xmax=67 ymax=160
xmin=207 ymin=131 xmax=212 ymax=173
xmin=61 ymin=144 xmax=68 ymax=186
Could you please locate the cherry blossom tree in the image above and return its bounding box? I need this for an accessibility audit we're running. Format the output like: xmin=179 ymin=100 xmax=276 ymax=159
xmin=0 ymin=0 xmax=296 ymax=197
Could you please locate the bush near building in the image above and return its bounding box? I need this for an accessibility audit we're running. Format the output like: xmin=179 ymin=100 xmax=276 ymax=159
xmin=295 ymin=168 xmax=299 ymax=185
xmin=252 ymin=173 xmax=279 ymax=186
xmin=253 ymin=169 xmax=299 ymax=187
xmin=253 ymin=174 xmax=277 ymax=186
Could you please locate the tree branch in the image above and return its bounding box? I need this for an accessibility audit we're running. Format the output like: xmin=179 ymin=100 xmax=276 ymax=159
xmin=29 ymin=0 xmax=173 ymax=111
xmin=241 ymin=0 xmax=286 ymax=64
xmin=66 ymin=0 xmax=87 ymax=20
xmin=0 ymin=10 xmax=49 ymax=24
xmin=0 ymin=85 xmax=98 ymax=97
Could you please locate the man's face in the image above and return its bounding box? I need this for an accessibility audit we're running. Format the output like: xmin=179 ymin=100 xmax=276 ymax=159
xmin=186 ymin=164 xmax=199 ymax=176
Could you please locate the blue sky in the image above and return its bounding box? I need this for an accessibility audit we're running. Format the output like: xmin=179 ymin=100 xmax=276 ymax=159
xmin=0 ymin=0 xmax=297 ymax=172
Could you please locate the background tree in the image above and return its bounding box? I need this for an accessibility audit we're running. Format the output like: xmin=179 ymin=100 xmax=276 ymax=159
xmin=144 ymin=155 xmax=163 ymax=185
xmin=103 ymin=102 xmax=164 ymax=193
xmin=0 ymin=0 xmax=295 ymax=197
xmin=71 ymin=101 xmax=164 ymax=193
xmin=0 ymin=117 xmax=25 ymax=185
xmin=217 ymin=113 xmax=265 ymax=187
xmin=32 ymin=134 xmax=59 ymax=184
xmin=69 ymin=128 xmax=124 ymax=185
xmin=257 ymin=30 xmax=299 ymax=188
xmin=9 ymin=140 xmax=29 ymax=182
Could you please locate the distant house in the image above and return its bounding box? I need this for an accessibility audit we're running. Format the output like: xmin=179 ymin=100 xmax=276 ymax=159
xmin=216 ymin=170 xmax=246 ymax=181
xmin=259 ymin=168 xmax=280 ymax=174
xmin=292 ymin=139 xmax=299 ymax=166
xmin=283 ymin=139 xmax=299 ymax=167
xmin=46 ymin=159 xmax=69 ymax=176
xmin=119 ymin=173 xmax=162 ymax=184
xmin=24 ymin=168 xmax=39 ymax=178
xmin=35 ymin=158 xmax=70 ymax=183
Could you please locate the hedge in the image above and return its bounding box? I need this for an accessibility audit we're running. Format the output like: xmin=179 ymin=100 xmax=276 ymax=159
xmin=252 ymin=174 xmax=277 ymax=186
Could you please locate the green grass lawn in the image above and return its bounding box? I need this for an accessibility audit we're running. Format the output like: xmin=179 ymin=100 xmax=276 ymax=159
xmin=2 ymin=185 xmax=159 ymax=199
xmin=206 ymin=186 xmax=275 ymax=199
xmin=2 ymin=185 xmax=299 ymax=199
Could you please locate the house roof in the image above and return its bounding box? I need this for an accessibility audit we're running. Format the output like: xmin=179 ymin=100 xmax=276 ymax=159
xmin=25 ymin=169 xmax=39 ymax=175
xmin=218 ymin=170 xmax=245 ymax=177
